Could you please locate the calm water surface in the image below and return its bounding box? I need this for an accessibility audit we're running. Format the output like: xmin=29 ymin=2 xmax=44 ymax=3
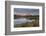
xmin=14 ymin=18 xmax=33 ymax=25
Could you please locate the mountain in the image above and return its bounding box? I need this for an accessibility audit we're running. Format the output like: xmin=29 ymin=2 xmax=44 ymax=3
xmin=14 ymin=13 xmax=31 ymax=16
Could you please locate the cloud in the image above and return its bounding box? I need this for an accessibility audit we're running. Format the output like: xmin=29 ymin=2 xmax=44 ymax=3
xmin=14 ymin=8 xmax=39 ymax=15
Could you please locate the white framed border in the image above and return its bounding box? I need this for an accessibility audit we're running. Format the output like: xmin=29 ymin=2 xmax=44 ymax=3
xmin=11 ymin=5 xmax=42 ymax=32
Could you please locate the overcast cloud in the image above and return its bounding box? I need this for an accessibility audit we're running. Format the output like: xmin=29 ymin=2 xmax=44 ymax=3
xmin=14 ymin=8 xmax=39 ymax=15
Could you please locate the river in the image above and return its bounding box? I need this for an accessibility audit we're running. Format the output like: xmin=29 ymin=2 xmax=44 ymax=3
xmin=14 ymin=18 xmax=33 ymax=25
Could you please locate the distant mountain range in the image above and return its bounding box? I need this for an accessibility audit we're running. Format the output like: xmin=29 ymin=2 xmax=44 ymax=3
xmin=14 ymin=13 xmax=31 ymax=16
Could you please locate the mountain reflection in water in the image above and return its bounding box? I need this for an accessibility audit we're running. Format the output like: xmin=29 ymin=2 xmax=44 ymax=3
xmin=14 ymin=18 xmax=33 ymax=25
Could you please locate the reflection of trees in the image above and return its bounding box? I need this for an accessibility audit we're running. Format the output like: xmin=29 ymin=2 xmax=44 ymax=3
xmin=14 ymin=15 xmax=39 ymax=20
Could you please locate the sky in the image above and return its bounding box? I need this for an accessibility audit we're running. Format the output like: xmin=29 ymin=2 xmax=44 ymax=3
xmin=14 ymin=8 xmax=39 ymax=15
